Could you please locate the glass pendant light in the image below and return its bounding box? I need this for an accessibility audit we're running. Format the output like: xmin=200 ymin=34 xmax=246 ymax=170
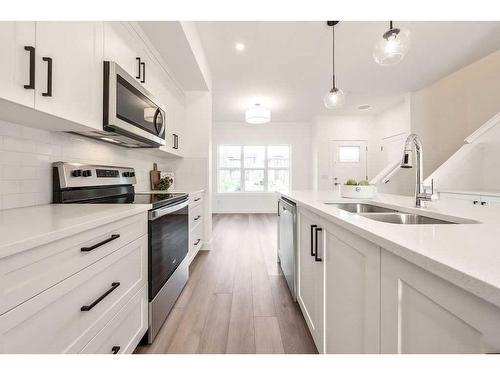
xmin=373 ymin=21 xmax=411 ymax=66
xmin=323 ymin=21 xmax=345 ymax=109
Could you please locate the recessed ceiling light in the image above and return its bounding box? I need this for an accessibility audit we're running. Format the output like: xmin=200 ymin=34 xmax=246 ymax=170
xmin=235 ymin=42 xmax=245 ymax=51
xmin=358 ymin=104 xmax=372 ymax=111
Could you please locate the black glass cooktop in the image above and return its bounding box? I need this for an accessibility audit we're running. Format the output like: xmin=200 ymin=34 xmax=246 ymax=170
xmin=88 ymin=192 xmax=187 ymax=209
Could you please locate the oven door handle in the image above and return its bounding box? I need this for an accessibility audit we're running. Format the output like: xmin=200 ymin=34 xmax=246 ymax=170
xmin=149 ymin=199 xmax=189 ymax=221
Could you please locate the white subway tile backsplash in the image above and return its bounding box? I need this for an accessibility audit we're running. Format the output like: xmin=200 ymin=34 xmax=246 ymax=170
xmin=0 ymin=120 xmax=207 ymax=210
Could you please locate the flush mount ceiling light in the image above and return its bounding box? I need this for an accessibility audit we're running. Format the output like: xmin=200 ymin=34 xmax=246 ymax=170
xmin=373 ymin=21 xmax=411 ymax=66
xmin=323 ymin=21 xmax=345 ymax=109
xmin=235 ymin=42 xmax=245 ymax=51
xmin=245 ymin=103 xmax=271 ymax=124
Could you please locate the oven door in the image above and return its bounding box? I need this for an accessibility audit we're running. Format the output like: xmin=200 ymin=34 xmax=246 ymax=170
xmin=103 ymin=61 xmax=166 ymax=147
xmin=148 ymin=199 xmax=189 ymax=300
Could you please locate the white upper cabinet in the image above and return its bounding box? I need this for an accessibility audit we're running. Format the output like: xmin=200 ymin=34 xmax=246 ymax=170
xmin=297 ymin=207 xmax=324 ymax=353
xmin=381 ymin=250 xmax=500 ymax=354
xmin=324 ymin=223 xmax=380 ymax=354
xmin=104 ymin=22 xmax=142 ymax=80
xmin=34 ymin=22 xmax=104 ymax=130
xmin=0 ymin=22 xmax=36 ymax=107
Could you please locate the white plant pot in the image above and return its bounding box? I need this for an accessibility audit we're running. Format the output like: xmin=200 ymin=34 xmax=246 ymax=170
xmin=340 ymin=185 xmax=377 ymax=199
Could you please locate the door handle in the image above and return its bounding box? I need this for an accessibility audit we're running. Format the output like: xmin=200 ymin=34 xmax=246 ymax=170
xmin=42 ymin=57 xmax=52 ymax=97
xmin=310 ymin=225 xmax=317 ymax=257
xmin=81 ymin=234 xmax=120 ymax=252
xmin=314 ymin=227 xmax=323 ymax=262
xmin=81 ymin=282 xmax=120 ymax=311
xmin=23 ymin=46 xmax=35 ymax=89
xmin=135 ymin=57 xmax=141 ymax=79
xmin=140 ymin=61 xmax=145 ymax=83
xmin=194 ymin=215 xmax=201 ymax=221
xmin=194 ymin=239 xmax=201 ymax=246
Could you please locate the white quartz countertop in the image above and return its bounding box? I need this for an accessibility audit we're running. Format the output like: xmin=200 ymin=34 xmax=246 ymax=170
xmin=281 ymin=190 xmax=500 ymax=308
xmin=0 ymin=204 xmax=150 ymax=259
xmin=137 ymin=189 xmax=205 ymax=195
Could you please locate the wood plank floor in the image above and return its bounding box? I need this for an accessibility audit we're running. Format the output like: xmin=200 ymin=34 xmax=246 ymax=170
xmin=135 ymin=214 xmax=317 ymax=354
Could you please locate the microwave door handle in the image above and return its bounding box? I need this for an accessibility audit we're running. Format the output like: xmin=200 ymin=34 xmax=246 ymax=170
xmin=149 ymin=199 xmax=189 ymax=221
xmin=153 ymin=108 xmax=165 ymax=136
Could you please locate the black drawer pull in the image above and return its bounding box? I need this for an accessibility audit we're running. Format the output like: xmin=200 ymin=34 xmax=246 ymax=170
xmin=81 ymin=282 xmax=120 ymax=312
xmin=194 ymin=239 xmax=201 ymax=246
xmin=314 ymin=227 xmax=323 ymax=262
xmin=140 ymin=61 xmax=145 ymax=83
xmin=193 ymin=197 xmax=201 ymax=202
xmin=111 ymin=346 xmax=121 ymax=354
xmin=24 ymin=46 xmax=35 ymax=89
xmin=42 ymin=57 xmax=52 ymax=97
xmin=135 ymin=57 xmax=141 ymax=79
xmin=194 ymin=215 xmax=201 ymax=221
xmin=310 ymin=225 xmax=317 ymax=257
xmin=81 ymin=234 xmax=120 ymax=252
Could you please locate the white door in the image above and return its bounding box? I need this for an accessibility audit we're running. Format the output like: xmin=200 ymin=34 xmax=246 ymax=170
xmin=331 ymin=140 xmax=367 ymax=187
xmin=0 ymin=22 xmax=36 ymax=107
xmin=324 ymin=225 xmax=380 ymax=353
xmin=297 ymin=208 xmax=324 ymax=353
xmin=34 ymin=22 xmax=104 ymax=130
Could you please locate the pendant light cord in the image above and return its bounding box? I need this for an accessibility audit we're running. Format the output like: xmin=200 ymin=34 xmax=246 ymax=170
xmin=332 ymin=24 xmax=335 ymax=88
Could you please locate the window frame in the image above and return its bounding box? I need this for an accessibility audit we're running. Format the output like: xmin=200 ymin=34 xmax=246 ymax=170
xmin=216 ymin=144 xmax=292 ymax=194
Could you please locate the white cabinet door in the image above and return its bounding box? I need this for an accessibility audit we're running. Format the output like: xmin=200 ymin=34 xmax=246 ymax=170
xmin=34 ymin=22 xmax=103 ymax=130
xmin=381 ymin=250 xmax=500 ymax=353
xmin=324 ymin=224 xmax=380 ymax=353
xmin=297 ymin=208 xmax=324 ymax=353
xmin=0 ymin=22 xmax=36 ymax=107
xmin=104 ymin=22 xmax=142 ymax=80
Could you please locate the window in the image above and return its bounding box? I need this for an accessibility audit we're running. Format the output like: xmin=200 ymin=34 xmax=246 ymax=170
xmin=218 ymin=145 xmax=291 ymax=193
xmin=338 ymin=146 xmax=360 ymax=163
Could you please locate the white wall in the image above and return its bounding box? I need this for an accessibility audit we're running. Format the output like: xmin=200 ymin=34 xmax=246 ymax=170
xmin=212 ymin=121 xmax=312 ymax=213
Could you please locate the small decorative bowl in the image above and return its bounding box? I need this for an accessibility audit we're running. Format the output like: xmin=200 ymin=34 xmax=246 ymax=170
xmin=340 ymin=185 xmax=377 ymax=199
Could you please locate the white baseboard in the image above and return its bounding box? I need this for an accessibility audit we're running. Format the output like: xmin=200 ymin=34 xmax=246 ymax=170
xmin=213 ymin=209 xmax=276 ymax=214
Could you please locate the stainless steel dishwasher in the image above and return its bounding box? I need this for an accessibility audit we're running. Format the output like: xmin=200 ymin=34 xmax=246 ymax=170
xmin=277 ymin=196 xmax=297 ymax=300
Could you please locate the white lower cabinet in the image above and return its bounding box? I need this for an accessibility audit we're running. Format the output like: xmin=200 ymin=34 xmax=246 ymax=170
xmin=0 ymin=213 xmax=148 ymax=354
xmin=380 ymin=250 xmax=500 ymax=354
xmin=297 ymin=206 xmax=500 ymax=354
xmin=323 ymin=223 xmax=380 ymax=353
xmin=297 ymin=208 xmax=324 ymax=353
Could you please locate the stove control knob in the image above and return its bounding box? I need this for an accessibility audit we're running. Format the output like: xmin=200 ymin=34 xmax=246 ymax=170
xmin=123 ymin=172 xmax=131 ymax=177
xmin=72 ymin=169 xmax=82 ymax=177
xmin=130 ymin=172 xmax=135 ymax=177
xmin=82 ymin=170 xmax=92 ymax=177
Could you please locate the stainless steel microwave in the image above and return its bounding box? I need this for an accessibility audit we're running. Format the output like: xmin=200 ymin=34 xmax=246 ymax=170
xmin=101 ymin=61 xmax=166 ymax=148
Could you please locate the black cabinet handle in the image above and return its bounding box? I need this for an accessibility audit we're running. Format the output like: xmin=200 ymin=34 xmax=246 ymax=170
xmin=81 ymin=234 xmax=120 ymax=252
xmin=135 ymin=57 xmax=141 ymax=79
xmin=42 ymin=57 xmax=52 ymax=97
xmin=473 ymin=200 xmax=479 ymax=205
xmin=23 ymin=46 xmax=35 ymax=89
xmin=111 ymin=346 xmax=121 ymax=354
xmin=314 ymin=227 xmax=323 ymax=262
xmin=194 ymin=239 xmax=201 ymax=246
xmin=81 ymin=282 xmax=120 ymax=312
xmin=310 ymin=225 xmax=317 ymax=257
xmin=140 ymin=61 xmax=145 ymax=83
xmin=194 ymin=197 xmax=200 ymax=202
xmin=481 ymin=201 xmax=488 ymax=206
xmin=194 ymin=215 xmax=201 ymax=221
xmin=173 ymin=134 xmax=179 ymax=149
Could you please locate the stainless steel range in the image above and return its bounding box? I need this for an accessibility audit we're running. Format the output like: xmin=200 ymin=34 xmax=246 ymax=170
xmin=52 ymin=162 xmax=189 ymax=344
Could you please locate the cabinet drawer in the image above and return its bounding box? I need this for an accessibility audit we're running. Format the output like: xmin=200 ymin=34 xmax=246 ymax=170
xmin=0 ymin=212 xmax=147 ymax=315
xmin=81 ymin=284 xmax=148 ymax=354
xmin=190 ymin=219 xmax=204 ymax=254
xmin=189 ymin=192 xmax=203 ymax=207
xmin=189 ymin=203 xmax=203 ymax=231
xmin=0 ymin=235 xmax=147 ymax=354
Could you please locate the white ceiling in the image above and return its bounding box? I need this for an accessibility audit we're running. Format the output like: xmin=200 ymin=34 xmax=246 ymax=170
xmin=196 ymin=21 xmax=500 ymax=122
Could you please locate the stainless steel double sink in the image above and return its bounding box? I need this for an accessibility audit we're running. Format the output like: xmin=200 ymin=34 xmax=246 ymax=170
xmin=324 ymin=203 xmax=476 ymax=225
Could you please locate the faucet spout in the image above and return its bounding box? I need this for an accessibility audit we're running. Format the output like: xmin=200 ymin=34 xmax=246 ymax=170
xmin=401 ymin=134 xmax=436 ymax=207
